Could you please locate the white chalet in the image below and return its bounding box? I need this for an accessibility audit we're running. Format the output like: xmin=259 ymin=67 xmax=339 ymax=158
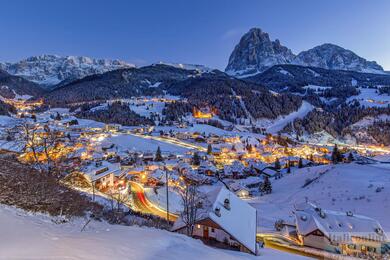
xmin=293 ymin=202 xmax=389 ymax=258
xmin=172 ymin=186 xmax=257 ymax=254
xmin=82 ymin=161 xmax=123 ymax=189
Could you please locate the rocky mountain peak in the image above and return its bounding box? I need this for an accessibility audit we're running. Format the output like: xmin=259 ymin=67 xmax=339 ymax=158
xmin=293 ymin=44 xmax=384 ymax=74
xmin=225 ymin=28 xmax=295 ymax=76
xmin=226 ymin=28 xmax=385 ymax=76
xmin=0 ymin=55 xmax=135 ymax=87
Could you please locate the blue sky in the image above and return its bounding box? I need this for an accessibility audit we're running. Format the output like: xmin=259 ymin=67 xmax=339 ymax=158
xmin=1 ymin=0 xmax=389 ymax=70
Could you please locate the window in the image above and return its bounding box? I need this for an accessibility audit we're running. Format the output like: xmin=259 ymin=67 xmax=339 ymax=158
xmin=211 ymin=228 xmax=215 ymax=233
xmin=312 ymin=230 xmax=323 ymax=236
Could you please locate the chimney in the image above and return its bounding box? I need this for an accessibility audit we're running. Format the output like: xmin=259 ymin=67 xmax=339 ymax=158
xmin=223 ymin=198 xmax=231 ymax=210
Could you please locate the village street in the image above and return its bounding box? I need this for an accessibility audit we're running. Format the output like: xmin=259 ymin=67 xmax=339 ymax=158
xmin=129 ymin=181 xmax=178 ymax=221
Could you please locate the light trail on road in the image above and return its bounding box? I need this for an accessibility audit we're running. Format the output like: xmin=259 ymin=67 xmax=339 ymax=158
xmin=130 ymin=181 xmax=178 ymax=221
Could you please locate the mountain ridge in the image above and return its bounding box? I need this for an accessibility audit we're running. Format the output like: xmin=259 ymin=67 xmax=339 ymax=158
xmin=0 ymin=54 xmax=135 ymax=87
xmin=225 ymin=28 xmax=384 ymax=76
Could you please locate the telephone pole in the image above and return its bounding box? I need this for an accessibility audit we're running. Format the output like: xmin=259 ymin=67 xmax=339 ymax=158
xmin=165 ymin=166 xmax=169 ymax=223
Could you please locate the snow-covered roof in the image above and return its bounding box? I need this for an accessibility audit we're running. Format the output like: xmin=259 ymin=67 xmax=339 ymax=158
xmin=149 ymin=169 xmax=165 ymax=180
xmin=224 ymin=161 xmax=245 ymax=174
xmin=83 ymin=161 xmax=121 ymax=181
xmin=173 ymin=186 xmax=257 ymax=254
xmin=228 ymin=182 xmax=249 ymax=192
xmin=198 ymin=161 xmax=217 ymax=172
xmin=294 ymin=202 xmax=388 ymax=242
xmin=247 ymin=160 xmax=268 ymax=170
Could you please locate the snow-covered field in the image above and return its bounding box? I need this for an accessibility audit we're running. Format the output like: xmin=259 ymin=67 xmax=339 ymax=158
xmin=98 ymin=133 xmax=190 ymax=153
xmin=0 ymin=205 xmax=307 ymax=260
xmin=302 ymin=85 xmax=331 ymax=93
xmin=144 ymin=186 xmax=183 ymax=214
xmin=347 ymin=87 xmax=390 ymax=107
xmin=129 ymin=100 xmax=166 ymax=119
xmin=157 ymin=123 xmax=232 ymax=136
xmin=0 ymin=115 xmax=18 ymax=127
xmin=249 ymin=163 xmax=390 ymax=232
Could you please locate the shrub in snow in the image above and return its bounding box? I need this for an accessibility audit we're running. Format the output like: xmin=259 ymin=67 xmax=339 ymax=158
xmin=274 ymin=219 xmax=284 ymax=231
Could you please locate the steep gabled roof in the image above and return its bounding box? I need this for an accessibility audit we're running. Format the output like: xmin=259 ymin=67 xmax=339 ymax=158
xmin=173 ymin=186 xmax=257 ymax=254
xmin=294 ymin=202 xmax=388 ymax=242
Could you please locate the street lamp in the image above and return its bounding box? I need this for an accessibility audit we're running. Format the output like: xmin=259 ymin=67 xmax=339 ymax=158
xmin=164 ymin=164 xmax=170 ymax=224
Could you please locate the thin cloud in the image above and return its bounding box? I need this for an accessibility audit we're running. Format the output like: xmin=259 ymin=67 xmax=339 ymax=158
xmin=221 ymin=28 xmax=247 ymax=40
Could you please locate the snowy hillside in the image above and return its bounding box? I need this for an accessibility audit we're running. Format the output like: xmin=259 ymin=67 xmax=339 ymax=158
xmin=347 ymin=87 xmax=390 ymax=107
xmin=0 ymin=205 xmax=307 ymax=260
xmin=263 ymin=101 xmax=314 ymax=133
xmin=156 ymin=62 xmax=214 ymax=73
xmin=0 ymin=55 xmax=134 ymax=86
xmin=249 ymin=163 xmax=390 ymax=232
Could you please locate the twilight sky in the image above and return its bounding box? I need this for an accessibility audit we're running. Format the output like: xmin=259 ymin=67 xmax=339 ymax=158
xmin=1 ymin=0 xmax=389 ymax=70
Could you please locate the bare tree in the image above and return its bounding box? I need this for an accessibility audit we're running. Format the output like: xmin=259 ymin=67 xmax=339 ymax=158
xmin=15 ymin=122 xmax=75 ymax=178
xmin=106 ymin=185 xmax=130 ymax=213
xmin=179 ymin=183 xmax=206 ymax=236
xmin=115 ymin=187 xmax=130 ymax=212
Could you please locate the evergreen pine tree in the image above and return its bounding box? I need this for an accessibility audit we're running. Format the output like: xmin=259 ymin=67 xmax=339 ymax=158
xmin=155 ymin=146 xmax=163 ymax=161
xmin=193 ymin=152 xmax=200 ymax=166
xmin=331 ymin=145 xmax=340 ymax=164
xmin=274 ymin=158 xmax=281 ymax=170
xmin=55 ymin=112 xmax=62 ymax=121
xmin=207 ymin=144 xmax=212 ymax=155
xmin=260 ymin=176 xmax=272 ymax=194
xmin=298 ymin=158 xmax=303 ymax=168
xmin=348 ymin=152 xmax=354 ymax=162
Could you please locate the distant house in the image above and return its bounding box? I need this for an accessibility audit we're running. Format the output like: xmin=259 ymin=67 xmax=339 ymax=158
xmin=228 ymin=182 xmax=250 ymax=198
xmin=198 ymin=161 xmax=218 ymax=176
xmin=182 ymin=169 xmax=213 ymax=185
xmin=223 ymin=161 xmax=245 ymax=179
xmin=142 ymin=152 xmax=155 ymax=162
xmin=172 ymin=187 xmax=257 ymax=255
xmin=104 ymin=124 xmax=121 ymax=132
xmin=293 ymin=202 xmax=389 ymax=258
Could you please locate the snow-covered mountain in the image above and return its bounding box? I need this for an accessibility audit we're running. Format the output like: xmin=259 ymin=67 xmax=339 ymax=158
xmin=156 ymin=62 xmax=214 ymax=73
xmin=0 ymin=55 xmax=135 ymax=87
xmin=293 ymin=43 xmax=384 ymax=74
xmin=226 ymin=28 xmax=385 ymax=76
xmin=225 ymin=28 xmax=295 ymax=76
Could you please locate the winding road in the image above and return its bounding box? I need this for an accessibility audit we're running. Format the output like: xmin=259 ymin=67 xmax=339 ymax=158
xmin=129 ymin=181 xmax=178 ymax=221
